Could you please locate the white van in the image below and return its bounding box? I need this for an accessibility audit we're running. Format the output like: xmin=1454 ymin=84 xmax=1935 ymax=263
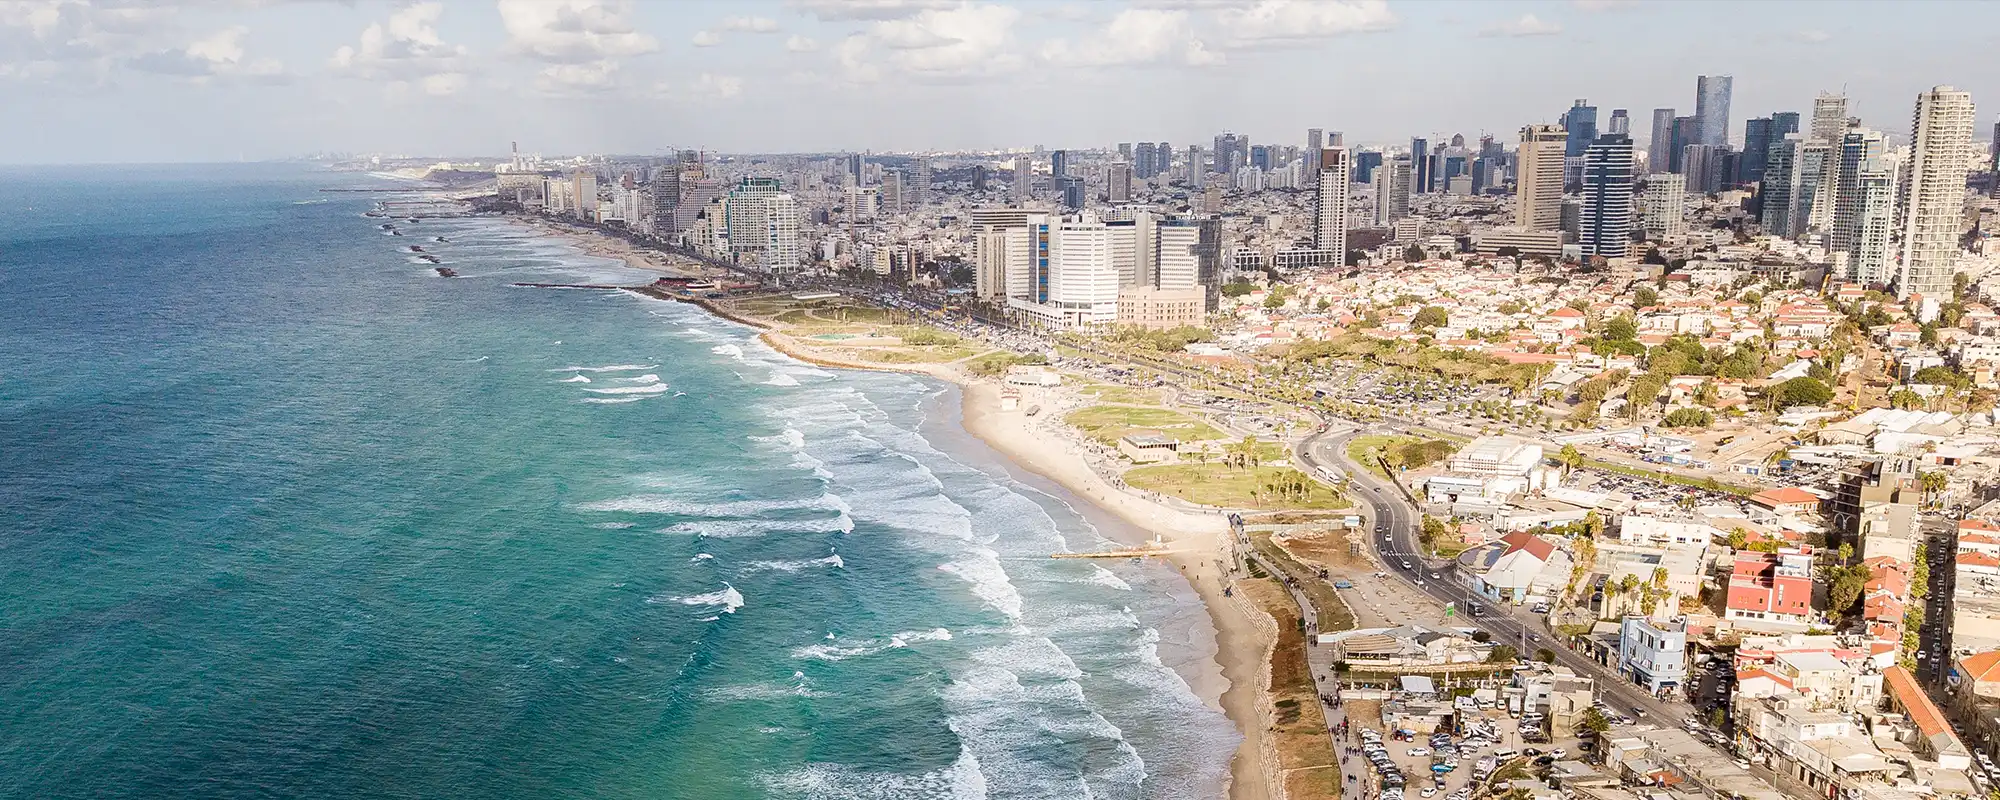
xmin=1493 ymin=748 xmax=1518 ymax=760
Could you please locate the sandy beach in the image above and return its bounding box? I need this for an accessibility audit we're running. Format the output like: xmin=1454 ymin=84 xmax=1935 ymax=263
xmin=520 ymin=217 xmax=1287 ymax=798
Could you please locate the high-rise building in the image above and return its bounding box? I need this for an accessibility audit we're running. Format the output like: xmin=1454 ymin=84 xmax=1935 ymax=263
xmin=1305 ymin=128 xmax=1324 ymax=174
xmin=1108 ymin=162 xmax=1134 ymax=204
xmin=1608 ymin=109 xmax=1631 ymax=136
xmin=1410 ymin=137 xmax=1430 ymax=194
xmin=1579 ymin=134 xmax=1636 ymax=259
xmin=1669 ymin=116 xmax=1699 ymax=173
xmin=846 ymin=153 xmax=864 ymax=185
xmin=1134 ymin=141 xmax=1157 ymax=179
xmin=651 ymin=168 xmax=682 ymax=237
xmin=1156 ymin=142 xmax=1171 ymax=177
xmin=1373 ymin=156 xmax=1412 ymax=227
xmin=1353 ymin=150 xmax=1383 ymax=183
xmin=1695 ymin=75 xmax=1733 ymax=146
xmin=1314 ymin=147 xmax=1351 ymax=257
xmin=1050 ymin=150 xmax=1069 ymax=179
xmin=1761 ymin=134 xmax=1831 ymax=239
xmin=1118 ymin=142 xmax=1133 ymax=163
xmin=1830 ymin=129 xmax=1899 ymax=285
xmin=1993 ymin=120 xmax=2000 ymax=198
xmin=1771 ymin=112 xmax=1802 ymax=138
xmin=970 ymin=164 xmax=988 ymax=191
xmin=1648 ymin=108 xmax=1678 ymax=170
xmin=1740 ymin=117 xmax=1776 ymax=185
xmin=910 ymin=162 xmax=932 ymax=208
xmin=880 ymin=169 xmax=904 ymax=214
xmin=1185 ymin=145 xmax=1203 ymax=187
xmin=1249 ymin=145 xmax=1271 ymax=171
xmin=1899 ymin=86 xmax=1977 ymax=300
xmin=1012 ymin=155 xmax=1033 ymax=201
xmin=1830 ymin=128 xmax=1886 ymax=256
xmin=1682 ymin=144 xmax=1725 ymax=194
xmin=571 ymin=170 xmax=599 ymax=221
xmin=1643 ymin=175 xmax=1687 ymax=239
xmin=1212 ymin=132 xmax=1246 ymax=174
xmin=1562 ymin=100 xmax=1599 ymax=157
xmin=1516 ymin=124 xmax=1567 ymax=232
xmin=970 ymin=208 xmax=1032 ymax=299
xmin=1811 ymin=93 xmax=1849 ymax=143
xmin=1059 ymin=175 xmax=1085 ymax=210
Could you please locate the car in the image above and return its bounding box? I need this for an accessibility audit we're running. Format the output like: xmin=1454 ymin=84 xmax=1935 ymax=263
xmin=1402 ymin=560 xmax=1413 ymax=569
xmin=1430 ymin=572 xmax=1442 ymax=579
xmin=1421 ymin=789 xmax=1438 ymax=798
xmin=1522 ymin=748 xmax=1542 ymax=756
xmin=1550 ymin=749 xmax=1566 ymax=758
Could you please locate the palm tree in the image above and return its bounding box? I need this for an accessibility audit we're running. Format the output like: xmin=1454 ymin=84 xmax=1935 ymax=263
xmin=1557 ymin=444 xmax=1584 ymax=478
xmin=1918 ymin=471 xmax=1948 ymax=508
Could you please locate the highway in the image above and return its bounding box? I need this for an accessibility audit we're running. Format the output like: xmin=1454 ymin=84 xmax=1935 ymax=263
xmin=1297 ymin=424 xmax=1701 ymax=732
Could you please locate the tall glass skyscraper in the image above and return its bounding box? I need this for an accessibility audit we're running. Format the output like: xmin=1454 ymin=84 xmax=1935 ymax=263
xmin=1740 ymin=117 xmax=1776 ymax=185
xmin=1648 ymin=108 xmax=1677 ymax=170
xmin=1695 ymin=75 xmax=1733 ymax=146
xmin=1579 ymin=134 xmax=1636 ymax=259
xmin=1410 ymin=137 xmax=1430 ymax=194
xmin=1562 ymin=100 xmax=1599 ymax=157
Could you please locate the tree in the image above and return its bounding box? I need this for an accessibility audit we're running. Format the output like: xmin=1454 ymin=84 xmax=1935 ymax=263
xmin=1634 ymin=286 xmax=1659 ymax=308
xmin=1488 ymin=644 xmax=1520 ymax=664
xmin=1534 ymin=648 xmax=1557 ymax=663
xmin=1222 ymin=279 xmax=1255 ymax=298
xmin=1414 ymin=305 xmax=1450 ymax=329
xmin=1580 ymin=707 xmax=1611 ymax=734
xmin=1662 ymin=407 xmax=1714 ymax=428
xmin=1727 ymin=528 xmax=1749 ymax=550
xmin=1472 ymin=630 xmax=1493 ymax=643
xmin=1496 ymin=246 xmax=1522 ymax=258
xmin=1603 ymin=315 xmax=1638 ymax=341
xmin=1557 ymin=444 xmax=1584 ymax=477
xmin=1919 ymin=470 xmax=1948 ymax=507
xmin=1404 ymin=244 xmax=1427 ymax=263
xmin=1775 ymin=377 xmax=1833 ymax=408
xmin=1642 ymin=247 xmax=1668 ymax=266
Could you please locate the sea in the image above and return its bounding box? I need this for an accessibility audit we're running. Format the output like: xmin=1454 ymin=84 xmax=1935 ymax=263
xmin=0 ymin=164 xmax=1237 ymax=799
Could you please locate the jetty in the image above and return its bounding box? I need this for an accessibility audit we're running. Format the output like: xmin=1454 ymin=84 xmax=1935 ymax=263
xmin=1050 ymin=536 xmax=1175 ymax=559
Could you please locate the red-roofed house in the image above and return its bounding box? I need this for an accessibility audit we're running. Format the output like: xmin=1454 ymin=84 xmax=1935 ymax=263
xmin=1883 ymin=666 xmax=1972 ymax=769
xmin=1727 ymin=548 xmax=1816 ymax=629
xmin=1749 ymin=487 xmax=1821 ymax=516
xmin=1468 ymin=532 xmax=1571 ymax=605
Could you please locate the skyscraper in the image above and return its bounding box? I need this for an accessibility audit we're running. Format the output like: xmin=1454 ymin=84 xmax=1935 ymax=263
xmin=1562 ymin=100 xmax=1599 ymax=157
xmin=1374 ymin=156 xmax=1412 ymax=227
xmin=1410 ymin=137 xmax=1430 ymax=194
xmin=847 ymin=153 xmax=864 ymax=185
xmin=1118 ymin=142 xmax=1133 ymax=163
xmin=1899 ymin=86 xmax=1977 ymax=300
xmin=1059 ymin=175 xmax=1085 ymax=210
xmin=1643 ymin=175 xmax=1687 ymax=239
xmin=1579 ymin=134 xmax=1636 ymax=259
xmin=1831 ymin=128 xmax=1894 ymax=284
xmin=1811 ymin=94 xmax=1849 ymax=143
xmin=1213 ymin=132 xmax=1246 ymax=174
xmin=1681 ymin=144 xmax=1724 ymax=194
xmin=1608 ymin=109 xmax=1631 ymax=136
xmin=1050 ymin=150 xmax=1069 ymax=179
xmin=1306 ymin=128 xmax=1324 ymax=175
xmin=1134 ymin=141 xmax=1156 ymax=179
xmin=1669 ymin=116 xmax=1699 ymax=172
xmin=1761 ymin=134 xmax=1831 ymax=239
xmin=1830 ymin=128 xmax=1886 ymax=254
xmin=1012 ymin=155 xmax=1033 ymax=201
xmin=1516 ymin=124 xmax=1567 ymax=232
xmin=1314 ymin=147 xmax=1351 ymax=257
xmin=1648 ymin=108 xmax=1678 ymax=169
xmin=1740 ymin=117 xmax=1775 ymax=185
xmin=910 ymin=162 xmax=932 ymax=208
xmin=1108 ymin=162 xmax=1134 ymax=204
xmin=1695 ymin=75 xmax=1733 ymax=146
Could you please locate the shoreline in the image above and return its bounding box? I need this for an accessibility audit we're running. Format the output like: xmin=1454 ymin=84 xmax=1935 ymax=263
xmin=520 ymin=221 xmax=1279 ymax=799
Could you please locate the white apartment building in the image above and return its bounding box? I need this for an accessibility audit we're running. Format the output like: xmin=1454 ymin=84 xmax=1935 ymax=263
xmin=1899 ymin=86 xmax=1976 ymax=300
xmin=1642 ymin=175 xmax=1687 ymax=238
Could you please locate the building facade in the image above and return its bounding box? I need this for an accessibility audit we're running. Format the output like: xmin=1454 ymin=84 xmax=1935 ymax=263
xmin=1898 ymin=86 xmax=1976 ymax=300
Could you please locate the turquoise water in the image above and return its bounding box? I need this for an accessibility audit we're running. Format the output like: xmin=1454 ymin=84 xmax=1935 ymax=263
xmin=0 ymin=165 xmax=1236 ymax=798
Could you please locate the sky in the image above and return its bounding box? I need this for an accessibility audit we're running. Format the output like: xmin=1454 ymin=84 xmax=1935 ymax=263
xmin=4 ymin=0 xmax=1999 ymax=163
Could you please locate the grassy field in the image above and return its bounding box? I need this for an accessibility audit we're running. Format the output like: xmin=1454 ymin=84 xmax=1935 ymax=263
xmin=1079 ymin=384 xmax=1162 ymax=405
xmin=1253 ymin=531 xmax=1356 ymax=634
xmin=1343 ymin=434 xmax=1425 ymax=479
xmin=1064 ymin=405 xmax=1224 ymax=443
xmin=856 ymin=345 xmax=983 ymax=364
xmin=1124 ymin=464 xmax=1350 ymax=510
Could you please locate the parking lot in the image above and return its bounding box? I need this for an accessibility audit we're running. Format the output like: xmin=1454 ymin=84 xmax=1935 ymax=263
xmin=1343 ymin=699 xmax=1580 ymax=800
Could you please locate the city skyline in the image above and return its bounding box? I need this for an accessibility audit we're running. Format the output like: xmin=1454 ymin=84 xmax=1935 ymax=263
xmin=6 ymin=0 xmax=2000 ymax=163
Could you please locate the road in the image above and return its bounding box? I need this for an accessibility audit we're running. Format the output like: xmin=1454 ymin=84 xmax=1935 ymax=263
xmin=1295 ymin=424 xmax=1702 ymax=733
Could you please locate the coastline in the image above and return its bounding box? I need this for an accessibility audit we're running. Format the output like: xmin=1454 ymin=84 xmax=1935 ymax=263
xmin=522 ymin=221 xmax=1280 ymax=799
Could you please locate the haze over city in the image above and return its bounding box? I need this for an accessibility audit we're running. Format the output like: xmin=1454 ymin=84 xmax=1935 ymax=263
xmin=7 ymin=0 xmax=2000 ymax=162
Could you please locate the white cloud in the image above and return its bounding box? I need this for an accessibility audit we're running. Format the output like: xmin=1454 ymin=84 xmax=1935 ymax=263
xmin=534 ymin=59 xmax=619 ymax=93
xmin=497 ymin=0 xmax=657 ymax=63
xmin=719 ymin=15 xmax=779 ymax=33
xmin=1794 ymin=28 xmax=1831 ymax=43
xmin=1479 ymin=13 xmax=1562 ymax=37
xmin=785 ymin=34 xmax=817 ymax=52
xmin=692 ymin=30 xmax=720 ymax=46
xmin=329 ymin=2 xmax=466 ymax=94
xmin=788 ymin=0 xmax=951 ymax=21
xmin=649 ymin=71 xmax=744 ymax=102
xmin=128 ymin=25 xmax=286 ymax=81
xmin=836 ymin=2 xmax=1020 ymax=81
xmin=1213 ymin=0 xmax=1396 ymax=45
xmin=1040 ymin=8 xmax=1221 ymax=68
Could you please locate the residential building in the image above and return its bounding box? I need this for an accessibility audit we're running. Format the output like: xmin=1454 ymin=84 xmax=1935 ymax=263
xmin=1579 ymin=134 xmax=1636 ymax=259
xmin=1695 ymin=75 xmax=1733 ymax=147
xmin=1467 ymin=532 xmax=1573 ymax=605
xmin=1374 ymin=156 xmax=1412 ymax=226
xmin=1617 ymin=615 xmax=1688 ymax=694
xmin=1314 ymin=147 xmax=1350 ymax=257
xmin=1726 ymin=547 xmax=1815 ymax=629
xmin=1011 ymin=155 xmax=1032 ymax=201
xmin=1107 ymin=161 xmax=1133 ymax=204
xmin=1761 ymin=134 xmax=1830 ymax=240
xmin=1642 ymin=175 xmax=1687 ymax=238
xmin=1517 ymin=124 xmax=1567 ymax=232
xmin=1898 ymin=86 xmax=1976 ymax=300
xmin=1830 ymin=458 xmax=1918 ymax=558
xmin=1115 ymin=286 xmax=1205 ymax=330
xmin=1811 ymin=93 xmax=1849 ymax=144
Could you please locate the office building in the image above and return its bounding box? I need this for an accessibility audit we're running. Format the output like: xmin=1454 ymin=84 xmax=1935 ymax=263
xmin=1829 ymin=128 xmax=1887 ymax=267
xmin=1563 ymin=99 xmax=1599 ymax=157
xmin=1643 ymin=175 xmax=1687 ymax=238
xmin=651 ymin=168 xmax=682 ymax=237
xmin=1002 ymin=212 xmax=1054 ymax=304
xmin=1761 ymin=134 xmax=1830 ymax=240
xmin=1012 ymin=156 xmax=1032 ymax=201
xmin=880 ymin=168 xmax=903 ymax=215
xmin=1059 ymin=175 xmax=1085 ymax=210
xmin=1899 ymin=86 xmax=1977 ymax=300
xmin=1305 ymin=128 xmax=1324 ymax=174
xmin=1608 ymin=108 xmax=1630 ymax=136
xmin=1107 ymin=162 xmax=1133 ymax=204
xmin=1579 ymin=134 xmax=1636 ymax=259
xmin=910 ymin=162 xmax=931 ymax=208
xmin=1134 ymin=142 xmax=1157 ymax=180
xmin=1516 ymin=124 xmax=1567 ymax=232
xmin=1682 ymin=144 xmax=1727 ymax=194
xmin=1647 ymin=108 xmax=1677 ymax=170
xmin=1050 ymin=149 xmax=1068 ymax=179
xmin=846 ymin=153 xmax=864 ymax=185
xmin=1669 ymin=116 xmax=1699 ymax=172
xmin=1740 ymin=117 xmax=1776 ymax=185
xmin=1185 ymin=145 xmax=1204 ymax=187
xmin=1117 ymin=142 xmax=1132 ymax=163
xmin=1695 ymin=75 xmax=1733 ymax=146
xmin=1314 ymin=147 xmax=1351 ymax=257
xmin=970 ymin=208 xmax=1031 ymax=299
xmin=571 ymin=170 xmax=598 ymax=221
xmin=1353 ymin=150 xmax=1383 ymax=184
xmin=1374 ymin=156 xmax=1412 ymax=227
xmin=1410 ymin=137 xmax=1430 ymax=194
xmin=1213 ymin=132 xmax=1246 ymax=174
xmin=1811 ymin=93 xmax=1849 ymax=143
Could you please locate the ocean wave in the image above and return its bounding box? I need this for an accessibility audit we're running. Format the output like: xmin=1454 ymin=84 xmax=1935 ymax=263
xmin=1081 ymin=564 xmax=1132 ymax=591
xmin=659 ymin=514 xmax=854 ymax=538
xmin=704 ymin=679 xmax=831 ymax=702
xmin=583 ymin=491 xmax=848 ymax=518
xmin=763 ymin=373 xmax=801 ymax=387
xmin=742 ymin=553 xmax=845 ymax=573
xmin=711 ymin=344 xmax=744 ymax=359
xmin=649 ymin=583 xmax=745 ymax=614
xmin=582 ymin=396 xmax=646 ymax=404
xmin=791 ymin=628 xmax=953 ymax=662
xmin=763 ymin=747 xmax=985 ymax=800
xmin=589 ymin=521 xmax=636 ymax=529
xmin=937 ymin=552 xmax=1024 ymax=621
xmin=559 ymin=375 xmax=592 ymax=383
xmin=750 ymin=427 xmax=807 ymax=451
xmin=620 ymin=373 xmax=661 ymax=384
xmin=549 ymin=364 xmax=657 ymax=373
xmin=690 ymin=553 xmax=715 ymax=564
xmin=584 ymin=384 xmax=670 ymax=395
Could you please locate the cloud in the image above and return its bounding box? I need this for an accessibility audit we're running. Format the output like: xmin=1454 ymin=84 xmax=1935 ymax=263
xmin=788 ymin=0 xmax=952 ymax=21
xmin=0 ymin=0 xmax=184 ymax=77
xmin=534 ymin=60 xmax=619 ymax=94
xmin=1040 ymin=8 xmax=1221 ymax=68
xmin=692 ymin=30 xmax=720 ymax=46
xmin=1479 ymin=13 xmax=1562 ymax=37
xmin=834 ymin=3 xmax=1021 ymax=83
xmin=719 ymin=15 xmax=779 ymax=33
xmin=329 ymin=2 xmax=467 ymax=94
xmin=1212 ymin=0 xmax=1396 ymax=46
xmin=649 ymin=72 xmax=744 ymax=102
xmin=128 ymin=24 xmax=285 ymax=81
xmin=497 ymin=0 xmax=657 ymax=64
xmin=785 ymin=34 xmax=817 ymax=52
xmin=1794 ymin=28 xmax=1830 ymax=43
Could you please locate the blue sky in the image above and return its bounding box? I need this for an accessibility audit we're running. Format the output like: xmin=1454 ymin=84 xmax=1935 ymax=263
xmin=3 ymin=0 xmax=1997 ymax=163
